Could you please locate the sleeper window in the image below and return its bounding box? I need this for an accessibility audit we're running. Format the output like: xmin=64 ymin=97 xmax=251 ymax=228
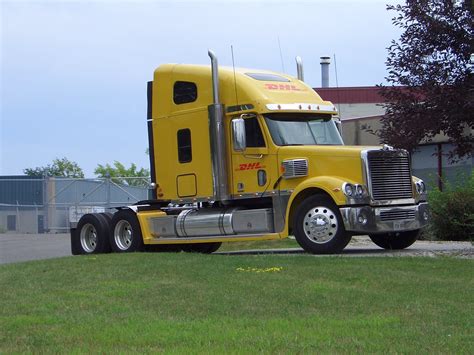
xmin=173 ymin=81 xmax=197 ymax=104
xmin=177 ymin=129 xmax=192 ymax=163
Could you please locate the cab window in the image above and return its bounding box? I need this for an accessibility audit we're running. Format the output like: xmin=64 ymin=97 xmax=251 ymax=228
xmin=244 ymin=117 xmax=265 ymax=148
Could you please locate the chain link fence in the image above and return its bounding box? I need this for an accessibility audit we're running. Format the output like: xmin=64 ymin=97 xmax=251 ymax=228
xmin=0 ymin=177 xmax=151 ymax=234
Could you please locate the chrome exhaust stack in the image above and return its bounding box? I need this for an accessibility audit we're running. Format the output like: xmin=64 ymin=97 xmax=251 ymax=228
xmin=295 ymin=56 xmax=304 ymax=81
xmin=209 ymin=49 xmax=220 ymax=104
xmin=208 ymin=49 xmax=229 ymax=201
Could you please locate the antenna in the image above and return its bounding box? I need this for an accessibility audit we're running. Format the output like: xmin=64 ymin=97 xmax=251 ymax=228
xmin=231 ymin=45 xmax=239 ymax=105
xmin=277 ymin=36 xmax=285 ymax=72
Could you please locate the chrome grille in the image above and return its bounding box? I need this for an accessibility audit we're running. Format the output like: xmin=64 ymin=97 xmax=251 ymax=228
xmin=367 ymin=150 xmax=413 ymax=201
xmin=282 ymin=159 xmax=308 ymax=179
xmin=380 ymin=209 xmax=416 ymax=221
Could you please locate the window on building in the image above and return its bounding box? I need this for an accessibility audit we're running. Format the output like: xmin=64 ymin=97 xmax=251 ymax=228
xmin=173 ymin=81 xmax=197 ymax=104
xmin=177 ymin=129 xmax=192 ymax=163
xmin=244 ymin=117 xmax=266 ymax=148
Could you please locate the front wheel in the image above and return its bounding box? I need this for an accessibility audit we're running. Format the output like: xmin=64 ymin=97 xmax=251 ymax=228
xmin=369 ymin=230 xmax=420 ymax=250
xmin=109 ymin=210 xmax=144 ymax=252
xmin=293 ymin=195 xmax=351 ymax=254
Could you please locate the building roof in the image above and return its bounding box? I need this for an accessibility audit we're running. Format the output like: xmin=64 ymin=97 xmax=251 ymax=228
xmin=314 ymin=86 xmax=385 ymax=104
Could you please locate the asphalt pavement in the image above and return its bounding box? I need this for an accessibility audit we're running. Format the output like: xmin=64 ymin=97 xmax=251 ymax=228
xmin=0 ymin=233 xmax=472 ymax=265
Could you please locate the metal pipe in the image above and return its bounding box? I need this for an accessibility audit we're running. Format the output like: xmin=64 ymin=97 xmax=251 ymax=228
xmin=320 ymin=56 xmax=331 ymax=88
xmin=295 ymin=56 xmax=304 ymax=81
xmin=207 ymin=49 xmax=229 ymax=201
xmin=208 ymin=49 xmax=220 ymax=104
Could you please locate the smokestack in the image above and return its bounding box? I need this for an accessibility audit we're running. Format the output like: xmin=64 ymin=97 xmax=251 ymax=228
xmin=207 ymin=49 xmax=229 ymax=201
xmin=320 ymin=56 xmax=331 ymax=88
xmin=295 ymin=56 xmax=304 ymax=81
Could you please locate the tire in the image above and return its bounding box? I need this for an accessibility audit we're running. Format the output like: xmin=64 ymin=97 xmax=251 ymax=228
xmin=100 ymin=212 xmax=114 ymax=223
xmin=293 ymin=195 xmax=351 ymax=254
xmin=182 ymin=242 xmax=222 ymax=254
xmin=71 ymin=213 xmax=111 ymax=255
xmin=369 ymin=230 xmax=420 ymax=250
xmin=109 ymin=209 xmax=144 ymax=252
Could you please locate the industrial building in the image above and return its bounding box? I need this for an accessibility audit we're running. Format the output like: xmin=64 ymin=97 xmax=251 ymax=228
xmin=314 ymin=57 xmax=473 ymax=189
xmin=0 ymin=176 xmax=149 ymax=234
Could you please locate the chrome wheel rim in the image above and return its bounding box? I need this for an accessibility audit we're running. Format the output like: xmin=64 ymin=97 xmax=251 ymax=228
xmin=303 ymin=206 xmax=338 ymax=244
xmin=80 ymin=223 xmax=97 ymax=253
xmin=114 ymin=220 xmax=133 ymax=250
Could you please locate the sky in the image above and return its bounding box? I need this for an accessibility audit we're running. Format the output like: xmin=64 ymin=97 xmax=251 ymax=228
xmin=0 ymin=0 xmax=402 ymax=177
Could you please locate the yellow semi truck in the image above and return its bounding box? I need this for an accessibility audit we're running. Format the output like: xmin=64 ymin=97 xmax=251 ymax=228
xmin=71 ymin=50 xmax=429 ymax=255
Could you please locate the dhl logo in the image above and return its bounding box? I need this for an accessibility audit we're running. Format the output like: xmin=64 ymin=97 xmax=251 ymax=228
xmin=236 ymin=162 xmax=265 ymax=171
xmin=264 ymin=84 xmax=303 ymax=91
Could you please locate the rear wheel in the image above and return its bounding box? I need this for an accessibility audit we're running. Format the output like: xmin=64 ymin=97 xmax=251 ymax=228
xmin=72 ymin=213 xmax=111 ymax=255
xmin=293 ymin=195 xmax=351 ymax=254
xmin=369 ymin=230 xmax=420 ymax=250
xmin=100 ymin=212 xmax=113 ymax=223
xmin=109 ymin=209 xmax=144 ymax=252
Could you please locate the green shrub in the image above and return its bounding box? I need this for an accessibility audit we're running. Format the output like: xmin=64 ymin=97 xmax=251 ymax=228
xmin=427 ymin=171 xmax=474 ymax=241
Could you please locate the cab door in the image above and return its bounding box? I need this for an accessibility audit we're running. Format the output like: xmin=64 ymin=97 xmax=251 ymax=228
xmin=231 ymin=116 xmax=278 ymax=197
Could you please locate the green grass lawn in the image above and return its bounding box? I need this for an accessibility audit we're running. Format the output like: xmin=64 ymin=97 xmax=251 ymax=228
xmin=1 ymin=253 xmax=472 ymax=353
xmin=218 ymin=237 xmax=300 ymax=251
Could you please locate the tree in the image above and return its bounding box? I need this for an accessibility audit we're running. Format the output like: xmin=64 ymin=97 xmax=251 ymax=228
xmin=379 ymin=0 xmax=473 ymax=161
xmin=24 ymin=157 xmax=84 ymax=178
xmin=94 ymin=161 xmax=150 ymax=187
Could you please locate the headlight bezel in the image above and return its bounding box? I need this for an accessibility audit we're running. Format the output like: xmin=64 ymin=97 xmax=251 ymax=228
xmin=342 ymin=182 xmax=367 ymax=200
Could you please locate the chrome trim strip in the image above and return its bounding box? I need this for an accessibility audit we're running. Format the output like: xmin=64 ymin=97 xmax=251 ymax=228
xmin=230 ymin=189 xmax=292 ymax=200
xmin=149 ymin=233 xmax=280 ymax=242
xmin=266 ymin=103 xmax=337 ymax=113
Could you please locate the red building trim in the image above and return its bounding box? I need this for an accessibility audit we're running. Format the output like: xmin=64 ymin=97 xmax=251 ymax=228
xmin=314 ymin=86 xmax=385 ymax=104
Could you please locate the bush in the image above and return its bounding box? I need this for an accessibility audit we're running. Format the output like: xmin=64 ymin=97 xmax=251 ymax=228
xmin=427 ymin=172 xmax=474 ymax=241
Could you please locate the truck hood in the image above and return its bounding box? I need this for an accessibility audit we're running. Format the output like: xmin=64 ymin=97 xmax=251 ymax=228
xmin=276 ymin=145 xmax=382 ymax=186
xmin=277 ymin=145 xmax=381 ymax=158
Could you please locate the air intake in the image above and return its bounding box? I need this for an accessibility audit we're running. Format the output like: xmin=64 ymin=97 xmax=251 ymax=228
xmin=282 ymin=159 xmax=308 ymax=179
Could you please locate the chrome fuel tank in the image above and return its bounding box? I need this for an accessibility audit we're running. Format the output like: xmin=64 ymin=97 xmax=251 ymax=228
xmin=150 ymin=208 xmax=274 ymax=238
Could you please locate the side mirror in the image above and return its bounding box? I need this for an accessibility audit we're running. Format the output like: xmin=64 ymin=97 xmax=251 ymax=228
xmin=232 ymin=117 xmax=246 ymax=152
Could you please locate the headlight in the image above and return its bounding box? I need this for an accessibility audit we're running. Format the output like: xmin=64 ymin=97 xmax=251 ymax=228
xmin=343 ymin=183 xmax=367 ymax=198
xmin=343 ymin=183 xmax=354 ymax=197
xmin=416 ymin=180 xmax=426 ymax=194
xmin=419 ymin=180 xmax=426 ymax=193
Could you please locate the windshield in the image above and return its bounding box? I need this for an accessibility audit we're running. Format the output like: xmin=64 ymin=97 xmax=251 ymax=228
xmin=264 ymin=113 xmax=344 ymax=146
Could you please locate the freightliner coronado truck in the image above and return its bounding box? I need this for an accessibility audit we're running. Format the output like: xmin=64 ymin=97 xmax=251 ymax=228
xmin=71 ymin=50 xmax=429 ymax=255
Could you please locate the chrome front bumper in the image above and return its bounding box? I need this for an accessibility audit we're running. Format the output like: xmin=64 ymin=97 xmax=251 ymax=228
xmin=339 ymin=202 xmax=429 ymax=234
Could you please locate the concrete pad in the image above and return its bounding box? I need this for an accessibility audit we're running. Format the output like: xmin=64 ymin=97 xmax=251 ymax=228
xmin=0 ymin=233 xmax=472 ymax=265
xmin=217 ymin=237 xmax=474 ymax=258
xmin=0 ymin=233 xmax=71 ymax=265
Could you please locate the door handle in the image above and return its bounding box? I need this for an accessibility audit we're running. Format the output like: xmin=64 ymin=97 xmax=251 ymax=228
xmin=243 ymin=154 xmax=263 ymax=159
